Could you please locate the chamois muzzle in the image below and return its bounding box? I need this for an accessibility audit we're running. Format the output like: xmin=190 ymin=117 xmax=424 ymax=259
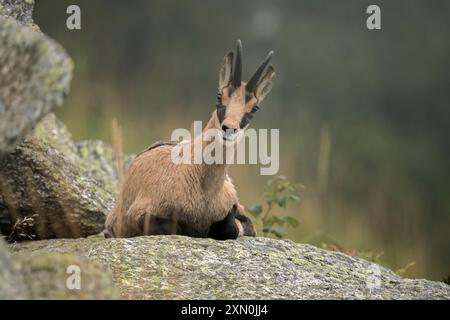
xmin=222 ymin=124 xmax=239 ymax=142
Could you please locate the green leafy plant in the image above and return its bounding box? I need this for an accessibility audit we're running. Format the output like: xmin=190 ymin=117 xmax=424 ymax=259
xmin=247 ymin=176 xmax=302 ymax=238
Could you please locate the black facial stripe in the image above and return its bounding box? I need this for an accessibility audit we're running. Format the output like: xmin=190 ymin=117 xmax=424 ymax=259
xmin=239 ymin=113 xmax=253 ymax=129
xmin=245 ymin=92 xmax=254 ymax=103
xmin=216 ymin=92 xmax=226 ymax=123
xmin=217 ymin=105 xmax=225 ymax=124
xmin=239 ymin=105 xmax=259 ymax=129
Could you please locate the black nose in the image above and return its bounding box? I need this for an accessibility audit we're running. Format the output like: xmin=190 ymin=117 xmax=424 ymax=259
xmin=222 ymin=125 xmax=237 ymax=134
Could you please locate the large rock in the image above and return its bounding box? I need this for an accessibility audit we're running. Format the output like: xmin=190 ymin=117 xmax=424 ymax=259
xmin=0 ymin=114 xmax=119 ymax=240
xmin=0 ymin=0 xmax=35 ymax=26
xmin=0 ymin=0 xmax=73 ymax=155
xmin=0 ymin=239 xmax=27 ymax=299
xmin=0 ymin=237 xmax=119 ymax=299
xmin=8 ymin=236 xmax=450 ymax=299
xmin=13 ymin=251 xmax=119 ymax=299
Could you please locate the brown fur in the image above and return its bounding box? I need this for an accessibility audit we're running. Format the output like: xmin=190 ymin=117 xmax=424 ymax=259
xmin=105 ymin=41 xmax=275 ymax=239
xmin=105 ymin=112 xmax=250 ymax=238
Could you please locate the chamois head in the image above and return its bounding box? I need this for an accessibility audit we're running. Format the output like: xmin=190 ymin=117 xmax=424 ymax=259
xmin=216 ymin=40 xmax=275 ymax=141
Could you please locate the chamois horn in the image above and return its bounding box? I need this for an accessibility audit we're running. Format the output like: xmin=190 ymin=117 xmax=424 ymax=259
xmin=232 ymin=40 xmax=243 ymax=88
xmin=246 ymin=50 xmax=274 ymax=93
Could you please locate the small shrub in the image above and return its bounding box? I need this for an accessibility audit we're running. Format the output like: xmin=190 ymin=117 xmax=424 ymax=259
xmin=247 ymin=176 xmax=302 ymax=239
xmin=7 ymin=214 xmax=38 ymax=241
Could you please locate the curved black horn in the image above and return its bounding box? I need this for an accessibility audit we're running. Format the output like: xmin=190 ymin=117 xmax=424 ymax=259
xmin=246 ymin=50 xmax=274 ymax=93
xmin=232 ymin=40 xmax=243 ymax=88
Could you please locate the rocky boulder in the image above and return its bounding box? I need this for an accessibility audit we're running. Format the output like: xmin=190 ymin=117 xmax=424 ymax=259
xmin=0 ymin=238 xmax=118 ymax=299
xmin=8 ymin=235 xmax=450 ymax=299
xmin=0 ymin=239 xmax=27 ymax=299
xmin=0 ymin=0 xmax=73 ymax=155
xmin=0 ymin=0 xmax=35 ymax=26
xmin=13 ymin=251 xmax=119 ymax=299
xmin=0 ymin=114 xmax=122 ymax=240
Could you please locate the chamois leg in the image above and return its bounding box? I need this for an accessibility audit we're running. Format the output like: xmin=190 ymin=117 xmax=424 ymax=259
xmin=235 ymin=203 xmax=256 ymax=237
xmin=207 ymin=205 xmax=240 ymax=240
xmin=207 ymin=203 xmax=256 ymax=240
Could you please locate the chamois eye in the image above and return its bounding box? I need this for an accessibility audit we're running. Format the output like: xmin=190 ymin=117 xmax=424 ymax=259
xmin=251 ymin=105 xmax=260 ymax=113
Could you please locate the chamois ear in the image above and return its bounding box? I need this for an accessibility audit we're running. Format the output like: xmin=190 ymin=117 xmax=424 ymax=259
xmin=254 ymin=65 xmax=275 ymax=103
xmin=219 ymin=51 xmax=234 ymax=91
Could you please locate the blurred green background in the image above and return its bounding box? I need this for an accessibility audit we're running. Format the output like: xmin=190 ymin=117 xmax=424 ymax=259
xmin=34 ymin=0 xmax=450 ymax=280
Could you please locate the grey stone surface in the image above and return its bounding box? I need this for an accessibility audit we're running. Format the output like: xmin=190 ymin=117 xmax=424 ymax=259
xmin=0 ymin=114 xmax=118 ymax=240
xmin=0 ymin=3 xmax=73 ymax=155
xmin=13 ymin=250 xmax=119 ymax=299
xmin=0 ymin=239 xmax=27 ymax=299
xmin=76 ymin=140 xmax=134 ymax=189
xmin=0 ymin=0 xmax=35 ymax=26
xmin=8 ymin=235 xmax=450 ymax=299
xmin=1 ymin=237 xmax=118 ymax=299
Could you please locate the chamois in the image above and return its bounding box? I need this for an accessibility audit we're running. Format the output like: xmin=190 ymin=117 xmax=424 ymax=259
xmin=105 ymin=40 xmax=276 ymax=239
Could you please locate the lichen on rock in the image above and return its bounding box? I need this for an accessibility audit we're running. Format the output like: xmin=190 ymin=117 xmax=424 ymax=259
xmin=0 ymin=0 xmax=35 ymax=26
xmin=76 ymin=140 xmax=134 ymax=194
xmin=1 ymin=237 xmax=119 ymax=299
xmin=14 ymin=251 xmax=119 ymax=299
xmin=0 ymin=8 xmax=73 ymax=155
xmin=0 ymin=239 xmax=27 ymax=299
xmin=8 ymin=235 xmax=450 ymax=300
xmin=0 ymin=114 xmax=120 ymax=240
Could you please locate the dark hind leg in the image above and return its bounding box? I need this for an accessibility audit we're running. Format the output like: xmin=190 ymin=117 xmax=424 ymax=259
xmin=207 ymin=205 xmax=240 ymax=240
xmin=235 ymin=203 xmax=256 ymax=237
